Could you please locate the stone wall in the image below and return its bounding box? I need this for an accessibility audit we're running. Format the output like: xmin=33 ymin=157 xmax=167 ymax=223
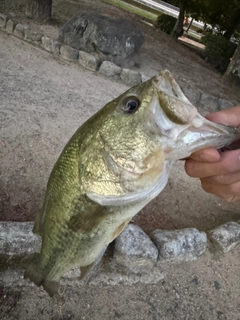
xmin=0 ymin=12 xmax=239 ymax=109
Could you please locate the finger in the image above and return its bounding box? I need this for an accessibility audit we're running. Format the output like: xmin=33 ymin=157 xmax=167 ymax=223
xmin=201 ymin=180 xmax=240 ymax=203
xmin=206 ymin=106 xmax=240 ymax=127
xmin=186 ymin=148 xmax=220 ymax=162
xmin=201 ymin=170 xmax=240 ymax=186
xmin=185 ymin=149 xmax=240 ymax=178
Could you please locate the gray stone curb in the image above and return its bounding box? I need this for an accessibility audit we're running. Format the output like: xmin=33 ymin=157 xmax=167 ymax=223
xmin=6 ymin=18 xmax=16 ymax=33
xmin=60 ymin=45 xmax=79 ymax=61
xmin=114 ymin=224 xmax=158 ymax=273
xmin=0 ymin=12 xmax=8 ymax=28
xmin=41 ymin=35 xmax=61 ymax=54
xmin=208 ymin=221 xmax=240 ymax=252
xmin=0 ymin=11 xmax=238 ymax=107
xmin=152 ymin=228 xmax=207 ymax=262
xmin=1 ymin=221 xmax=240 ymax=288
xmin=78 ymin=51 xmax=102 ymax=71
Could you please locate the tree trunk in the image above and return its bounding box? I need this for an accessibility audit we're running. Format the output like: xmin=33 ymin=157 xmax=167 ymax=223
xmin=186 ymin=17 xmax=193 ymax=34
xmin=25 ymin=0 xmax=52 ymax=20
xmin=171 ymin=0 xmax=186 ymax=40
xmin=223 ymin=43 xmax=240 ymax=84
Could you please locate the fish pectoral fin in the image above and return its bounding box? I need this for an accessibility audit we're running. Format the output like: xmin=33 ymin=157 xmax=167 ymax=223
xmin=67 ymin=203 xmax=108 ymax=233
xmin=79 ymin=262 xmax=95 ymax=280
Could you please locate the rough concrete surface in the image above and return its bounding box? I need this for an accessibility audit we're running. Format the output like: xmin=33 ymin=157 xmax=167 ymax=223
xmin=1 ymin=0 xmax=240 ymax=317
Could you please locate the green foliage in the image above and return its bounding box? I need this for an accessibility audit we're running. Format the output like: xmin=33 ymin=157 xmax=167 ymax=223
xmin=155 ymin=14 xmax=177 ymax=34
xmin=164 ymin=0 xmax=240 ymax=40
xmin=201 ymin=34 xmax=237 ymax=73
xmin=200 ymin=0 xmax=240 ymax=40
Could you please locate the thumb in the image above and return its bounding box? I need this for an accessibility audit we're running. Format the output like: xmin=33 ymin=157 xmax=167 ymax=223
xmin=206 ymin=106 xmax=240 ymax=128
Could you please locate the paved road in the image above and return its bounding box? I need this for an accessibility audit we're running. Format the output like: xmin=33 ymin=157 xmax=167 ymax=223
xmin=135 ymin=0 xmax=179 ymax=17
xmin=137 ymin=0 xmax=204 ymax=29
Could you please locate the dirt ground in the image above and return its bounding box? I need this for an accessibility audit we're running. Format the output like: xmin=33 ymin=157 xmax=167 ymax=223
xmin=1 ymin=1 xmax=240 ymax=319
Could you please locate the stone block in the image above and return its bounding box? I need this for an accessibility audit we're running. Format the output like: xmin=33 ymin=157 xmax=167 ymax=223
xmin=25 ymin=29 xmax=43 ymax=43
xmin=99 ymin=61 xmax=121 ymax=77
xmin=120 ymin=68 xmax=142 ymax=86
xmin=41 ymin=36 xmax=61 ymax=54
xmin=78 ymin=51 xmax=102 ymax=71
xmin=114 ymin=224 xmax=158 ymax=272
xmin=6 ymin=19 xmax=16 ymax=33
xmin=0 ymin=222 xmax=41 ymax=256
xmin=58 ymin=12 xmax=144 ymax=64
xmin=0 ymin=13 xmax=8 ymax=28
xmin=60 ymin=45 xmax=79 ymax=61
xmin=152 ymin=228 xmax=207 ymax=262
xmin=13 ymin=23 xmax=27 ymax=39
xmin=208 ymin=222 xmax=240 ymax=252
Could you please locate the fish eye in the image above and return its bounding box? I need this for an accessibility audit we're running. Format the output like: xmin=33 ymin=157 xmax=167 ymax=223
xmin=121 ymin=96 xmax=141 ymax=114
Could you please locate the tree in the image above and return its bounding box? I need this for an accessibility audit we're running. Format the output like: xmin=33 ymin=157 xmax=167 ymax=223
xmin=25 ymin=0 xmax=52 ymax=20
xmin=223 ymin=43 xmax=240 ymax=83
xmin=223 ymin=8 xmax=240 ymax=40
xmin=165 ymin=0 xmax=240 ymax=40
xmin=201 ymin=0 xmax=240 ymax=40
xmin=167 ymin=0 xmax=204 ymax=39
xmin=171 ymin=0 xmax=185 ymax=39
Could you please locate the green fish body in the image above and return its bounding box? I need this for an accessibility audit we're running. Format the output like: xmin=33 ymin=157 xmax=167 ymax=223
xmin=24 ymin=70 xmax=240 ymax=296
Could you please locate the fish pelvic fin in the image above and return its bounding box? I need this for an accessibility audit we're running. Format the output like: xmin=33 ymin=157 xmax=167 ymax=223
xmin=110 ymin=219 xmax=131 ymax=243
xmin=32 ymin=209 xmax=44 ymax=236
xmin=24 ymin=254 xmax=59 ymax=297
xmin=79 ymin=262 xmax=95 ymax=280
xmin=79 ymin=245 xmax=108 ymax=280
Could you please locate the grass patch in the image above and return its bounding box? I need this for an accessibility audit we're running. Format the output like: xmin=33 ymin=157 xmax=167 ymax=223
xmin=104 ymin=0 xmax=160 ymax=23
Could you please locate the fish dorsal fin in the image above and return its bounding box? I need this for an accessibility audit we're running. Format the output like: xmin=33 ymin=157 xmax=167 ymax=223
xmin=67 ymin=200 xmax=109 ymax=233
xmin=87 ymin=162 xmax=171 ymax=206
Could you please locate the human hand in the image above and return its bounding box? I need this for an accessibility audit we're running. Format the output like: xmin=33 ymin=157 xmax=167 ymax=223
xmin=185 ymin=106 xmax=240 ymax=202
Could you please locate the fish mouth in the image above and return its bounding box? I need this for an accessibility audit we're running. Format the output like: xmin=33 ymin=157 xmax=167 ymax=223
xmin=151 ymin=70 xmax=240 ymax=159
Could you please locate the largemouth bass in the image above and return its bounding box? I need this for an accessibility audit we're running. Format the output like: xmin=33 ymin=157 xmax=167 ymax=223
xmin=24 ymin=70 xmax=240 ymax=296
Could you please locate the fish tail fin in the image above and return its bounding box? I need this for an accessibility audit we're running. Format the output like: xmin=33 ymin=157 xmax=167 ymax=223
xmin=24 ymin=254 xmax=59 ymax=297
